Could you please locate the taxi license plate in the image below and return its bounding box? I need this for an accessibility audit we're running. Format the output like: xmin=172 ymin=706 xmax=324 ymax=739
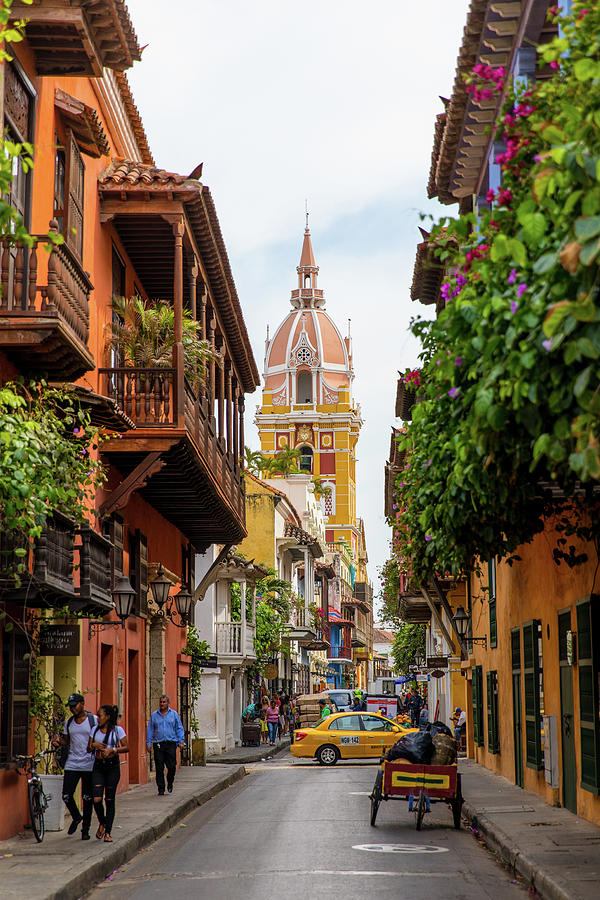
xmin=340 ymin=736 xmax=360 ymax=745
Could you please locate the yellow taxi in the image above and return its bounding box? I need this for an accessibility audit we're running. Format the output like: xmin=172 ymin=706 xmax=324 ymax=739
xmin=291 ymin=711 xmax=418 ymax=765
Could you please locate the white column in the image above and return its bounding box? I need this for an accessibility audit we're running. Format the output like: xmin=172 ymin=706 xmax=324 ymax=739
xmin=240 ymin=578 xmax=247 ymax=655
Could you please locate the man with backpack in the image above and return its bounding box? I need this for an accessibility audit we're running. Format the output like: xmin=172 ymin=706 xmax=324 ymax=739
xmin=54 ymin=693 xmax=97 ymax=840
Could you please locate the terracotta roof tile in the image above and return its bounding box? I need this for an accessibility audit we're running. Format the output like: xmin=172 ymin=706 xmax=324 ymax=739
xmin=114 ymin=72 xmax=154 ymax=166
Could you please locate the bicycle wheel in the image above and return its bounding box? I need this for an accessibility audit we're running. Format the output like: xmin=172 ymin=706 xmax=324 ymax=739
xmin=415 ymin=788 xmax=426 ymax=831
xmin=370 ymin=770 xmax=383 ymax=827
xmin=28 ymin=782 xmax=45 ymax=843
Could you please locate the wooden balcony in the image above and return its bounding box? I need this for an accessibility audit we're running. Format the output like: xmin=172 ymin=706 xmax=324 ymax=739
xmin=0 ymin=513 xmax=113 ymax=614
xmin=395 ymin=381 xmax=416 ymax=421
xmin=327 ymin=644 xmax=353 ymax=662
xmin=10 ymin=1 xmax=141 ymax=76
xmin=215 ymin=622 xmax=256 ymax=663
xmin=98 ymin=367 xmax=246 ymax=552
xmin=286 ymin=607 xmax=317 ymax=644
xmin=0 ymin=233 xmax=94 ymax=379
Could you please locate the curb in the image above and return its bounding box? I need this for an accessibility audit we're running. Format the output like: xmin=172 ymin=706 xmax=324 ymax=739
xmin=207 ymin=739 xmax=291 ymax=765
xmin=59 ymin=765 xmax=246 ymax=900
xmin=462 ymin=801 xmax=573 ymax=900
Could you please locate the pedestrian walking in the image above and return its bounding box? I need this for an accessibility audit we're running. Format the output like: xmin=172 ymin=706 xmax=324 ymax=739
xmin=260 ymin=703 xmax=269 ymax=744
xmin=452 ymin=707 xmax=466 ymax=743
xmin=408 ymin=691 xmax=424 ymax=727
xmin=88 ymin=705 xmax=128 ymax=843
xmin=266 ymin=698 xmax=279 ymax=745
xmin=146 ymin=694 xmax=185 ymax=795
xmin=53 ymin=693 xmax=97 ymax=840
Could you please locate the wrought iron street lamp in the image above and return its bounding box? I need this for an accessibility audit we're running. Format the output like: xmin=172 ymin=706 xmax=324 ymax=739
xmin=88 ymin=574 xmax=136 ymax=639
xmin=149 ymin=564 xmax=172 ymax=610
xmin=150 ymin=564 xmax=192 ymax=628
xmin=414 ymin=650 xmax=426 ymax=669
xmin=452 ymin=605 xmax=487 ymax=648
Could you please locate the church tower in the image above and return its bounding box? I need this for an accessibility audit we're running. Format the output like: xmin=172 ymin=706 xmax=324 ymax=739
xmin=255 ymin=226 xmax=363 ymax=562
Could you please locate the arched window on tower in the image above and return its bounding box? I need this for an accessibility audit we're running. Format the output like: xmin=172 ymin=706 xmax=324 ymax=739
xmin=304 ymin=274 xmax=311 ymax=288
xmin=320 ymin=482 xmax=335 ymax=517
xmin=297 ymin=370 xmax=312 ymax=403
xmin=298 ymin=445 xmax=313 ymax=473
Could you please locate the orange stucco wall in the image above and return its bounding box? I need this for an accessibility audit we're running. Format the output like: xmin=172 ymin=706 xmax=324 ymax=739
xmin=468 ymin=522 xmax=600 ymax=825
xmin=0 ymin=42 xmax=191 ymax=839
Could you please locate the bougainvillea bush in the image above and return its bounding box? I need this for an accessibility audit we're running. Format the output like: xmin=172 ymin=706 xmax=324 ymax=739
xmin=396 ymin=3 xmax=600 ymax=584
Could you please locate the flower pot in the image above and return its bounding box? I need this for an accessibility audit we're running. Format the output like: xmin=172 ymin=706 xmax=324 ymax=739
xmin=40 ymin=774 xmax=65 ymax=831
xmin=192 ymin=738 xmax=206 ymax=766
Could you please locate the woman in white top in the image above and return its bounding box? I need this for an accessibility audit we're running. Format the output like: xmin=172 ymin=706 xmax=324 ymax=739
xmin=87 ymin=704 xmax=128 ymax=842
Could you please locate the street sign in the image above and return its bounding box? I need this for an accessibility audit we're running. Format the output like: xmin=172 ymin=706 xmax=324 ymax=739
xmin=201 ymin=653 xmax=218 ymax=669
xmin=38 ymin=625 xmax=80 ymax=656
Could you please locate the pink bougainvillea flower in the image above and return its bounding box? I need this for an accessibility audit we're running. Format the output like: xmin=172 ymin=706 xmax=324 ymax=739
xmin=427 ymin=459 xmax=432 ymax=467
xmin=448 ymin=387 xmax=460 ymax=399
xmin=508 ymin=268 xmax=517 ymax=284
xmin=578 ymin=9 xmax=590 ymax=19
xmin=549 ymin=60 xmax=559 ymax=69
xmin=455 ymin=356 xmax=463 ymax=366
xmin=517 ymin=283 xmax=528 ymax=298
xmin=510 ymin=301 xmax=518 ymax=314
xmin=486 ymin=188 xmax=495 ymax=203
xmin=497 ymin=188 xmax=513 ymax=206
xmin=425 ymin=535 xmax=433 ymax=542
xmin=542 ymin=339 xmax=553 ymax=352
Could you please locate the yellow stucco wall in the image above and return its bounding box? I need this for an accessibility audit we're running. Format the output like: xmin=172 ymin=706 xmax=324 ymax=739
xmin=238 ymin=482 xmax=277 ymax=570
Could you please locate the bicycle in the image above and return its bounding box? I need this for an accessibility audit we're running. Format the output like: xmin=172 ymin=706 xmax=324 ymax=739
xmin=13 ymin=750 xmax=54 ymax=842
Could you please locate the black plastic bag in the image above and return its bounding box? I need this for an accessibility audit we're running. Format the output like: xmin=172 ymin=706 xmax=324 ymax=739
xmin=421 ymin=720 xmax=453 ymax=738
xmin=386 ymin=730 xmax=435 ymax=764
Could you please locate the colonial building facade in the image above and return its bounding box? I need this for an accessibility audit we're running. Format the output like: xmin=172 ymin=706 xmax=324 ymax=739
xmin=255 ymin=227 xmax=373 ymax=689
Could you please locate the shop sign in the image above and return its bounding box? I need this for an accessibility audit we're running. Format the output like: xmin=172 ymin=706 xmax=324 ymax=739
xmin=426 ymin=656 xmax=448 ymax=669
xmin=38 ymin=625 xmax=80 ymax=657
xmin=264 ymin=663 xmax=279 ymax=679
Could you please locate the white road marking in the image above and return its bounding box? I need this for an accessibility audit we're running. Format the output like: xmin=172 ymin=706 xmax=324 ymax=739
xmin=348 ymin=791 xmax=372 ymax=795
xmin=353 ymin=844 xmax=450 ymax=854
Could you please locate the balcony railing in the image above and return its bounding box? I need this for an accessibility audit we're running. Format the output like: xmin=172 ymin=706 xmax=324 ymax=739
xmin=328 ymin=644 xmax=353 ymax=661
xmin=0 ymin=513 xmax=112 ymax=613
xmin=0 ymin=231 xmax=94 ymax=378
xmin=216 ymin=622 xmax=256 ymax=658
xmin=99 ymin=369 xmax=244 ymax=526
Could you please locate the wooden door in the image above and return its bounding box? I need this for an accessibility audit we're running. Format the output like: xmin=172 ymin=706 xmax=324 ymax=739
xmin=559 ymin=611 xmax=577 ymax=814
xmin=178 ymin=677 xmax=190 ymax=765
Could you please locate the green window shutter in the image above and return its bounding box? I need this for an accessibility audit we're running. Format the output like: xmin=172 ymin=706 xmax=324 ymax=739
xmin=487 ymin=670 xmax=499 ymax=753
xmin=523 ymin=620 xmax=543 ymax=769
xmin=472 ymin=665 xmax=483 ymax=746
xmin=511 ymin=628 xmax=521 ymax=672
xmin=577 ymin=600 xmax=600 ymax=794
xmin=490 ymin=598 xmax=497 ymax=649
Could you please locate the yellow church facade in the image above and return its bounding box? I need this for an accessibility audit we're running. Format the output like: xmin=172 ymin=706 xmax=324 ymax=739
xmin=255 ymin=226 xmax=364 ymax=563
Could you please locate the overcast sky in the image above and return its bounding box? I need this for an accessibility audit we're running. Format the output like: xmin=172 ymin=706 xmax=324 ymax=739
xmin=126 ymin=0 xmax=470 ymax=612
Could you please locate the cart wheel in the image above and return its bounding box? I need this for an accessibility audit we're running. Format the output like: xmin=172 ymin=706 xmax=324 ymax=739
xmin=370 ymin=770 xmax=383 ymax=827
xmin=415 ymin=789 xmax=426 ymax=831
xmin=452 ymin=774 xmax=463 ymax=829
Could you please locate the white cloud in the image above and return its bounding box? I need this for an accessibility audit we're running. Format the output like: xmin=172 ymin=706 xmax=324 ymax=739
xmin=126 ymin=0 xmax=470 ymax=598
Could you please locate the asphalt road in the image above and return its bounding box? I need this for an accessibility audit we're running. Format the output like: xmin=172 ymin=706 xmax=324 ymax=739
xmin=87 ymin=753 xmax=529 ymax=900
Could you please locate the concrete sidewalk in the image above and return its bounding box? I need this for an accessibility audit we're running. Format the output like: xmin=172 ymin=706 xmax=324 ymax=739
xmin=206 ymin=735 xmax=291 ymax=764
xmin=459 ymin=759 xmax=600 ymax=900
xmin=0 ymin=764 xmax=245 ymax=900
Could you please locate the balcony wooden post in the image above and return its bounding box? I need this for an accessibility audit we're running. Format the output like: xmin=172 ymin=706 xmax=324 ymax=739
xmin=239 ymin=396 xmax=245 ymax=461
xmin=190 ymin=261 xmax=198 ymax=321
xmin=218 ymin=336 xmax=225 ymax=442
xmin=225 ymin=362 xmax=232 ymax=455
xmin=232 ymin=381 xmax=239 ymax=467
xmin=199 ymin=282 xmax=207 ymax=341
xmin=172 ymin=219 xmax=185 ymax=428
xmin=208 ymin=314 xmax=216 ymax=424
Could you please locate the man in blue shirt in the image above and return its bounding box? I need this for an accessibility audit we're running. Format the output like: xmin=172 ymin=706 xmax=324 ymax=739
xmin=147 ymin=695 xmax=186 ymax=795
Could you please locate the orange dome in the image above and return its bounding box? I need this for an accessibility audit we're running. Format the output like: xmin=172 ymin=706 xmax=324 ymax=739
xmin=263 ymin=229 xmax=353 ymax=406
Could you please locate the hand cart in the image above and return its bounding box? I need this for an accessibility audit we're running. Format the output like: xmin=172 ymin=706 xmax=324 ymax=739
xmin=369 ymin=759 xmax=463 ymax=830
